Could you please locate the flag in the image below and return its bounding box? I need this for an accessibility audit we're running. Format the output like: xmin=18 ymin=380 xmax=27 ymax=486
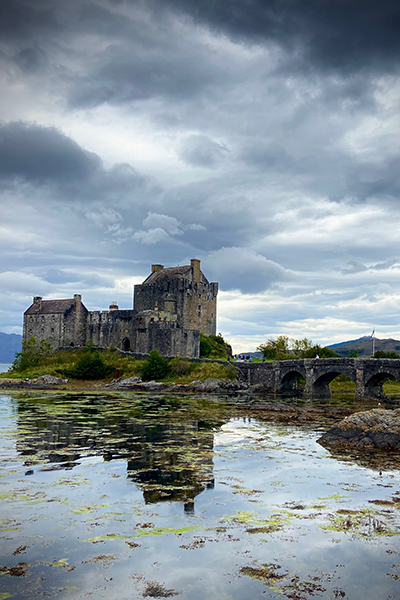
xmin=370 ymin=329 xmax=375 ymax=339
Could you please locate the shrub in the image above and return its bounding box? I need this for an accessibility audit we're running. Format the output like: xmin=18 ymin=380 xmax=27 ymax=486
xmin=169 ymin=358 xmax=194 ymax=377
xmin=64 ymin=351 xmax=114 ymax=380
xmin=373 ymin=350 xmax=399 ymax=359
xmin=200 ymin=333 xmax=232 ymax=359
xmin=11 ymin=337 xmax=53 ymax=372
xmin=141 ymin=350 xmax=171 ymax=381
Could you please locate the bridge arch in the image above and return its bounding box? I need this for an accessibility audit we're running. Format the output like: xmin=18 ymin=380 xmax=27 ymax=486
xmin=310 ymin=370 xmax=356 ymax=399
xmin=280 ymin=370 xmax=305 ymax=395
xmin=364 ymin=371 xmax=400 ymax=400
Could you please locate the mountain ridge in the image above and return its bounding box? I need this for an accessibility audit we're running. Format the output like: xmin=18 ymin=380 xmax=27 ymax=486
xmin=0 ymin=332 xmax=22 ymax=363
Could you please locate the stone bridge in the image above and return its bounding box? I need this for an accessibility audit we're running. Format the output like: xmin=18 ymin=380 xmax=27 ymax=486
xmin=236 ymin=358 xmax=400 ymax=400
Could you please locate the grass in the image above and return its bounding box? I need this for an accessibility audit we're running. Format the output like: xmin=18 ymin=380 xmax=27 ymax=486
xmin=0 ymin=349 xmax=238 ymax=385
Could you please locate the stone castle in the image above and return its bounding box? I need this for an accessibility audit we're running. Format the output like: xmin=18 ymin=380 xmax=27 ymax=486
xmin=23 ymin=259 xmax=218 ymax=358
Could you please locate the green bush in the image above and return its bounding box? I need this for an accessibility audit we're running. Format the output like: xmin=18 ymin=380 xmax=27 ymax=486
xmin=373 ymin=350 xmax=399 ymax=359
xmin=11 ymin=337 xmax=53 ymax=372
xmin=64 ymin=350 xmax=114 ymax=380
xmin=257 ymin=336 xmax=340 ymax=360
xmin=141 ymin=350 xmax=171 ymax=381
xmin=169 ymin=358 xmax=194 ymax=377
xmin=200 ymin=333 xmax=232 ymax=359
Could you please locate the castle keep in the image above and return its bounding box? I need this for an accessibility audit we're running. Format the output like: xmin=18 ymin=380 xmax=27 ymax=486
xmin=23 ymin=259 xmax=218 ymax=358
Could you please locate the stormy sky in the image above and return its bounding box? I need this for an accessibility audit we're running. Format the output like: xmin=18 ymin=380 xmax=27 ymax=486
xmin=1 ymin=0 xmax=400 ymax=351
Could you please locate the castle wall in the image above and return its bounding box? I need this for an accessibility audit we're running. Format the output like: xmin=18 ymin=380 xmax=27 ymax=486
xmin=87 ymin=310 xmax=134 ymax=351
xmin=183 ymin=281 xmax=218 ymax=336
xmin=23 ymin=298 xmax=88 ymax=350
xmin=134 ymin=323 xmax=199 ymax=358
xmin=24 ymin=312 xmax=64 ymax=351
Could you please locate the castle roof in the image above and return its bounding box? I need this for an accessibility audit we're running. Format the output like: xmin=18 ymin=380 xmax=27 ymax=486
xmin=143 ymin=265 xmax=209 ymax=285
xmin=24 ymin=298 xmax=86 ymax=315
xmin=143 ymin=265 xmax=191 ymax=284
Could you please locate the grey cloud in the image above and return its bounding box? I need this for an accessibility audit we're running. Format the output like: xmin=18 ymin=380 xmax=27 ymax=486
xmin=0 ymin=121 xmax=101 ymax=183
xmin=370 ymin=258 xmax=400 ymax=271
xmin=239 ymin=142 xmax=291 ymax=169
xmin=14 ymin=45 xmax=48 ymax=73
xmin=152 ymin=0 xmax=400 ymax=74
xmin=203 ymin=247 xmax=293 ymax=294
xmin=178 ymin=135 xmax=229 ymax=168
xmin=0 ymin=122 xmax=160 ymax=208
xmin=142 ymin=213 xmax=183 ymax=235
xmin=0 ymin=0 xmax=61 ymax=42
xmin=341 ymin=260 xmax=368 ymax=274
xmin=347 ymin=158 xmax=400 ymax=201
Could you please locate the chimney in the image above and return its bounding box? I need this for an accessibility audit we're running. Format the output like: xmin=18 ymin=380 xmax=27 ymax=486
xmin=74 ymin=294 xmax=82 ymax=305
xmin=191 ymin=258 xmax=200 ymax=282
xmin=33 ymin=296 xmax=42 ymax=311
xmin=151 ymin=264 xmax=164 ymax=273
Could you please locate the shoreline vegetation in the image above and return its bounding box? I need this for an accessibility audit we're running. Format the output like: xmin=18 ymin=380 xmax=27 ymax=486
xmin=1 ymin=335 xmax=400 ymax=397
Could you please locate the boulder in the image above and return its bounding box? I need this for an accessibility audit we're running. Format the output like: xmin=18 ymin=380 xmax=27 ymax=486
xmin=107 ymin=376 xmax=142 ymax=389
xmin=190 ymin=378 xmax=250 ymax=393
xmin=31 ymin=375 xmax=69 ymax=385
xmin=318 ymin=408 xmax=400 ymax=450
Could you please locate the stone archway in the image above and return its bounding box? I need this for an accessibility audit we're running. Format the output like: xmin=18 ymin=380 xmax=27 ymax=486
xmin=122 ymin=337 xmax=130 ymax=351
xmin=364 ymin=371 xmax=399 ymax=400
xmin=280 ymin=370 xmax=305 ymax=395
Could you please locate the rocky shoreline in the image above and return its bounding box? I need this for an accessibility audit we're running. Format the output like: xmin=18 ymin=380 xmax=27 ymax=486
xmin=318 ymin=408 xmax=400 ymax=450
xmin=0 ymin=374 xmax=258 ymax=394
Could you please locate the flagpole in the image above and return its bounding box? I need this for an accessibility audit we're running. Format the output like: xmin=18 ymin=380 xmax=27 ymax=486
xmin=372 ymin=328 xmax=375 ymax=357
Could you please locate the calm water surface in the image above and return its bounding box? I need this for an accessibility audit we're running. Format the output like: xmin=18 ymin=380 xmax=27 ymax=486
xmin=0 ymin=392 xmax=399 ymax=600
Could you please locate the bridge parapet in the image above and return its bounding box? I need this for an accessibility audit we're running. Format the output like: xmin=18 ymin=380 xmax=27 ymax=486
xmin=235 ymin=357 xmax=400 ymax=399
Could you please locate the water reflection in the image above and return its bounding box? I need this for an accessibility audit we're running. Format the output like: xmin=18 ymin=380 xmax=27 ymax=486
xmin=15 ymin=394 xmax=220 ymax=509
xmin=2 ymin=392 xmax=399 ymax=600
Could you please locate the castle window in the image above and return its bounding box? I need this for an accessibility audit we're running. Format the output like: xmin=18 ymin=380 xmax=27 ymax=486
xmin=198 ymin=305 xmax=202 ymax=318
xmin=51 ymin=328 xmax=54 ymax=334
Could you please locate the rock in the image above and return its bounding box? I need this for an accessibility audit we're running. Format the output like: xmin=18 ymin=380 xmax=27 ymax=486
xmin=107 ymin=375 xmax=143 ymax=389
xmin=190 ymin=378 xmax=250 ymax=393
xmin=31 ymin=375 xmax=69 ymax=385
xmin=318 ymin=408 xmax=400 ymax=450
xmin=141 ymin=381 xmax=172 ymax=391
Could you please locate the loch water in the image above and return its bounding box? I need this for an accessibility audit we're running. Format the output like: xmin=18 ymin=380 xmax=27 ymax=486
xmin=0 ymin=391 xmax=399 ymax=600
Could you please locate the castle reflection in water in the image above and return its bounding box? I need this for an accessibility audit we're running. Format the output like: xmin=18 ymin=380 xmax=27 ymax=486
xmin=16 ymin=394 xmax=217 ymax=513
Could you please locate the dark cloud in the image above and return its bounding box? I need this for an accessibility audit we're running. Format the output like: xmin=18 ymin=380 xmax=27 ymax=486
xmin=14 ymin=45 xmax=48 ymax=73
xmin=0 ymin=122 xmax=101 ymax=183
xmin=152 ymin=0 xmax=400 ymax=74
xmin=0 ymin=122 xmax=160 ymax=208
xmin=347 ymin=158 xmax=400 ymax=201
xmin=203 ymin=247 xmax=293 ymax=294
xmin=0 ymin=0 xmax=61 ymax=41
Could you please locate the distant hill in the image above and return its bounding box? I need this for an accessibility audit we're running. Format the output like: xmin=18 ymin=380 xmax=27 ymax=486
xmin=234 ymin=351 xmax=263 ymax=359
xmin=0 ymin=332 xmax=22 ymax=363
xmin=327 ymin=337 xmax=400 ymax=358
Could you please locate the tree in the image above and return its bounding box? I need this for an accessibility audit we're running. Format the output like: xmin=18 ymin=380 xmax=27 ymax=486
xmin=66 ymin=351 xmax=114 ymax=380
xmin=373 ymin=350 xmax=399 ymax=359
xmin=257 ymin=336 xmax=340 ymax=361
xmin=257 ymin=336 xmax=292 ymax=360
xmin=11 ymin=337 xmax=52 ymax=371
xmin=141 ymin=350 xmax=171 ymax=381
